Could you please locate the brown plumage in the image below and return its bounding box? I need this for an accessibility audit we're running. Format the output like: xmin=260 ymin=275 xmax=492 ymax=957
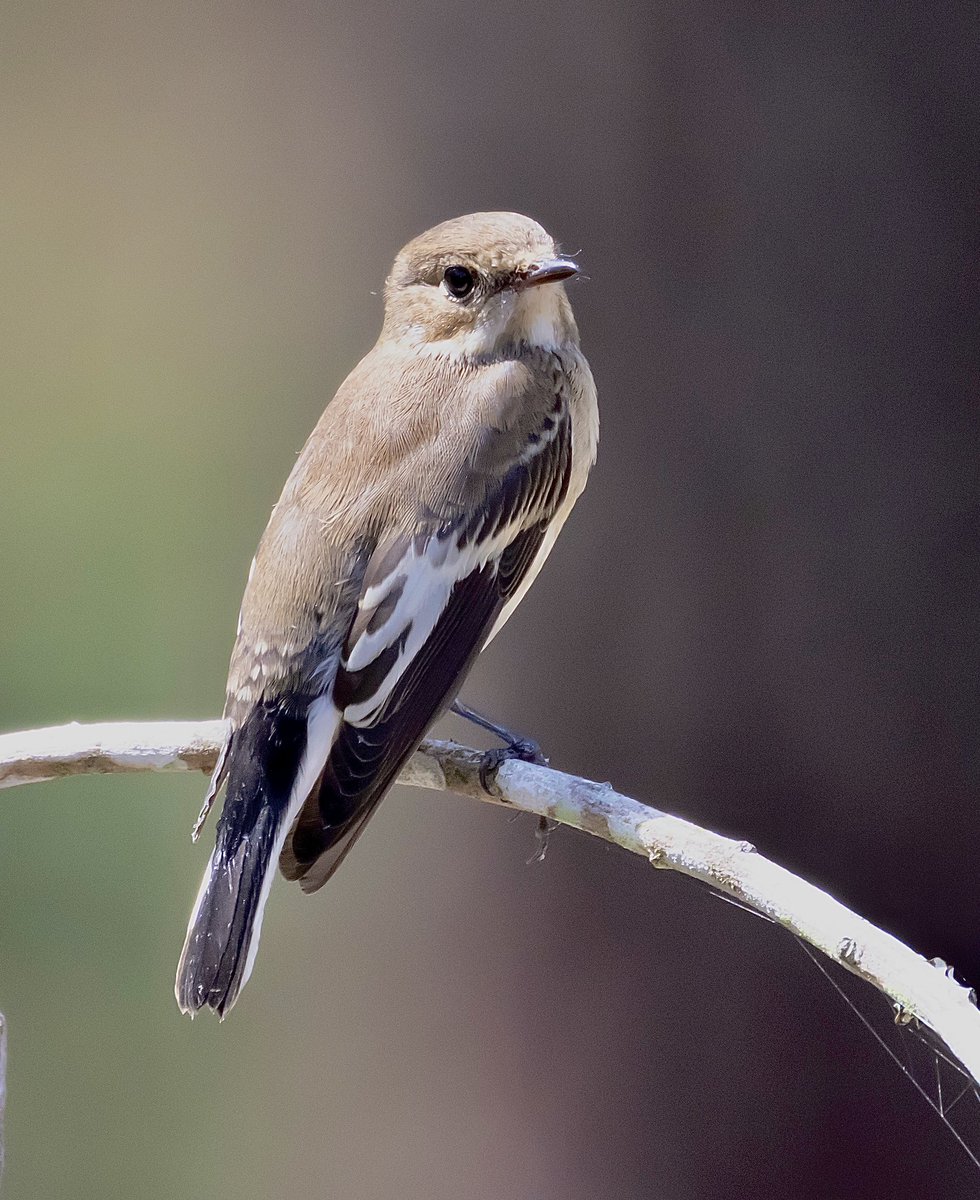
xmin=176 ymin=212 xmax=598 ymax=1017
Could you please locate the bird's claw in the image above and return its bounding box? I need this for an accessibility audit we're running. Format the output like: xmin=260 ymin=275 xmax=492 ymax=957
xmin=478 ymin=737 xmax=548 ymax=794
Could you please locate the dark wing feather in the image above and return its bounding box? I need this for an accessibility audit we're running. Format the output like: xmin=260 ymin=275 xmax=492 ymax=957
xmin=279 ymin=409 xmax=571 ymax=892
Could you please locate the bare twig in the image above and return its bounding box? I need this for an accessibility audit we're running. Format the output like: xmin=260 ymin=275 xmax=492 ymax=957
xmin=2 ymin=718 xmax=978 ymax=1086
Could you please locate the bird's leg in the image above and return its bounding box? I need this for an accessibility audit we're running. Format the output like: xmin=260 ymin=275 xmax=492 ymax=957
xmin=450 ymin=699 xmax=548 ymax=793
xmin=450 ymin=698 xmax=547 ymax=762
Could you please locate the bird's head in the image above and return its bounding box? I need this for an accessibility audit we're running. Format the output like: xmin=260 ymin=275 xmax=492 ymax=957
xmin=382 ymin=212 xmax=581 ymax=358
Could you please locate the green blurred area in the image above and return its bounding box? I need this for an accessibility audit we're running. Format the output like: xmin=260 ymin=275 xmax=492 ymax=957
xmin=0 ymin=8 xmax=415 ymax=1195
xmin=2 ymin=6 xmax=620 ymax=1195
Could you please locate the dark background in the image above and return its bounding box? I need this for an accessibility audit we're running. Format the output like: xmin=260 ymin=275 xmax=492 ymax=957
xmin=2 ymin=2 xmax=978 ymax=1196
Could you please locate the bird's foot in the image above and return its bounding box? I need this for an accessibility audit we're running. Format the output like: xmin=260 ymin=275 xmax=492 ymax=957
xmin=450 ymin=699 xmax=548 ymax=792
xmin=476 ymin=735 xmax=548 ymax=794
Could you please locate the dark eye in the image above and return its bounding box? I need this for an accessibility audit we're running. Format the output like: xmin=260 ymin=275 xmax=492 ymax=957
xmin=443 ymin=265 xmax=476 ymax=299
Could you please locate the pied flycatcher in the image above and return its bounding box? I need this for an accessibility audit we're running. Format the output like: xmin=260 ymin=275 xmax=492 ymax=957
xmin=176 ymin=212 xmax=598 ymax=1016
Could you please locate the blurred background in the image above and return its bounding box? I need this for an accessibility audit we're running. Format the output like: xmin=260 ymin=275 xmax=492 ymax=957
xmin=1 ymin=1 xmax=978 ymax=1196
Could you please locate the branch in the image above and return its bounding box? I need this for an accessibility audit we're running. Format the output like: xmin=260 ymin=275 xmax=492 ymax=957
xmin=2 ymin=719 xmax=978 ymax=1086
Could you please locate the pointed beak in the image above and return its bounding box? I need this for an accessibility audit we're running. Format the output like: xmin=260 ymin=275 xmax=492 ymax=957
xmin=521 ymin=258 xmax=580 ymax=288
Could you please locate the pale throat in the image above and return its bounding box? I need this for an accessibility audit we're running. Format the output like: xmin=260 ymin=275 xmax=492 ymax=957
xmin=426 ymin=286 xmax=572 ymax=360
xmin=508 ymin=285 xmax=570 ymax=352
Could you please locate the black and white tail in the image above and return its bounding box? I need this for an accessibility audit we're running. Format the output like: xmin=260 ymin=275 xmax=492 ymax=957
xmin=175 ymin=807 xmax=279 ymax=1017
xmin=175 ymin=697 xmax=337 ymax=1018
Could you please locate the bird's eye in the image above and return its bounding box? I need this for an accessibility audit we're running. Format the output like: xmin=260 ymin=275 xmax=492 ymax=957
xmin=443 ymin=265 xmax=476 ymax=299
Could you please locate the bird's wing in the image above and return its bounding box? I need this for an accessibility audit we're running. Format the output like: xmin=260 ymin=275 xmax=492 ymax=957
xmin=278 ymin=388 xmax=572 ymax=891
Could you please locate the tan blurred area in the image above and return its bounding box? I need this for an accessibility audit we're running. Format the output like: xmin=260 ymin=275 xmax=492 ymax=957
xmin=1 ymin=2 xmax=978 ymax=1197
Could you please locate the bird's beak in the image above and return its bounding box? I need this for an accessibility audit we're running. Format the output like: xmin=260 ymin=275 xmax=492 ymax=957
xmin=521 ymin=258 xmax=580 ymax=288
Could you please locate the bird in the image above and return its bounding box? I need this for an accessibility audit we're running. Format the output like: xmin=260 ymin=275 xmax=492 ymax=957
xmin=175 ymin=211 xmax=599 ymax=1017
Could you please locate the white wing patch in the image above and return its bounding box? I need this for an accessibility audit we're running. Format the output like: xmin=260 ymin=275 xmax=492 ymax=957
xmin=341 ymin=521 xmax=525 ymax=727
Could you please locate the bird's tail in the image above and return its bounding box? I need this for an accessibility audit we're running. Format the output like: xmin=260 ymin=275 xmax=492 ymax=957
xmin=175 ymin=697 xmax=339 ymax=1017
xmin=175 ymin=805 xmax=280 ymax=1018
